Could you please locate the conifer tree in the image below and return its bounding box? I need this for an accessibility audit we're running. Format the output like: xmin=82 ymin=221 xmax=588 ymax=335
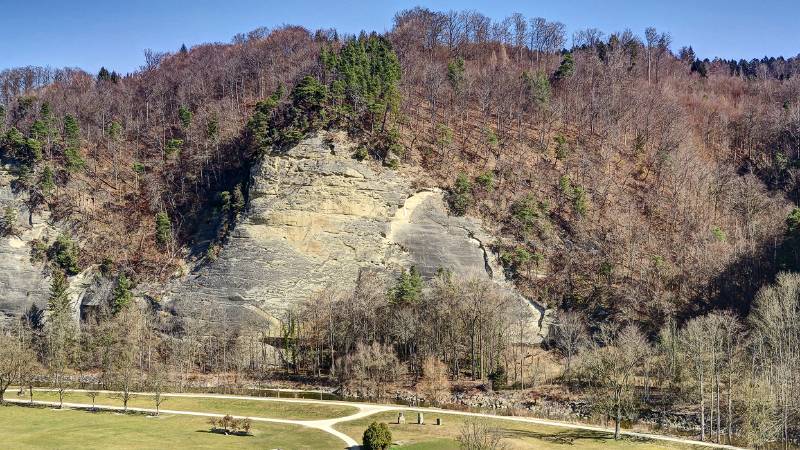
xmin=553 ymin=53 xmax=575 ymax=80
xmin=112 ymin=273 xmax=133 ymax=314
xmin=63 ymin=115 xmax=85 ymax=171
xmin=155 ymin=212 xmax=172 ymax=248
xmin=97 ymin=67 xmax=111 ymax=81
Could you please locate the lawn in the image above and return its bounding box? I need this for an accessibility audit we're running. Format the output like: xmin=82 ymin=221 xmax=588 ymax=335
xmin=20 ymin=390 xmax=357 ymax=420
xmin=0 ymin=403 xmax=345 ymax=449
xmin=334 ymin=410 xmax=701 ymax=450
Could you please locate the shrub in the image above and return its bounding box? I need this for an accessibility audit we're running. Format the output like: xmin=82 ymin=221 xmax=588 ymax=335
xmin=164 ymin=138 xmax=183 ymax=156
xmin=484 ymin=127 xmax=499 ymax=149
xmin=64 ymin=147 xmax=86 ymax=172
xmin=29 ymin=239 xmax=48 ymax=263
xmin=711 ymin=226 xmax=727 ymax=242
xmin=1 ymin=206 xmax=17 ymax=236
xmin=448 ymin=173 xmax=473 ymax=216
xmin=488 ymin=366 xmax=508 ymax=390
xmin=49 ymin=234 xmax=80 ymax=275
xmin=510 ymin=195 xmax=549 ymax=236
xmin=363 ymin=421 xmax=392 ymax=450
xmin=475 ymin=171 xmax=494 ymax=191
xmin=155 ymin=212 xmax=172 ymax=248
xmin=559 ymin=175 xmax=589 ymax=217
xmin=500 ymin=246 xmax=532 ymax=278
xmin=384 ymin=157 xmax=399 ymax=169
xmin=573 ymin=186 xmax=588 ymax=216
xmin=353 ymin=146 xmax=369 ymax=161
xmin=458 ymin=420 xmax=507 ymax=450
xmin=554 ymin=134 xmax=569 ymax=160
xmin=178 ymin=106 xmax=193 ymax=128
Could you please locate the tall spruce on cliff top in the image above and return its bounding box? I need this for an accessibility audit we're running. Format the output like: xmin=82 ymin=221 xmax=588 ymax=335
xmin=247 ymin=35 xmax=401 ymax=157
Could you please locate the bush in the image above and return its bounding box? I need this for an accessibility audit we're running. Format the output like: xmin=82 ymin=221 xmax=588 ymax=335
xmin=1 ymin=206 xmax=17 ymax=236
xmin=29 ymin=239 xmax=48 ymax=263
xmin=448 ymin=173 xmax=473 ymax=216
xmin=554 ymin=134 xmax=569 ymax=160
xmin=500 ymin=246 xmax=532 ymax=278
xmin=49 ymin=234 xmax=80 ymax=275
xmin=64 ymin=147 xmax=85 ymax=172
xmin=475 ymin=171 xmax=494 ymax=191
xmin=458 ymin=420 xmax=507 ymax=450
xmin=155 ymin=212 xmax=172 ymax=248
xmin=510 ymin=195 xmax=549 ymax=236
xmin=363 ymin=421 xmax=392 ymax=450
xmin=353 ymin=146 xmax=369 ymax=161
xmin=208 ymin=415 xmax=252 ymax=436
xmin=164 ymin=138 xmax=183 ymax=156
xmin=488 ymin=366 xmax=508 ymax=390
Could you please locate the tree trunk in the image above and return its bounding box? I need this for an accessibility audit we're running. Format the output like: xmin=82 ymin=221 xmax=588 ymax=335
xmin=700 ymin=371 xmax=706 ymax=441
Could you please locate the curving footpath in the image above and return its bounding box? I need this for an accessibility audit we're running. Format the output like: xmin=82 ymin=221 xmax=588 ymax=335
xmin=7 ymin=389 xmax=744 ymax=450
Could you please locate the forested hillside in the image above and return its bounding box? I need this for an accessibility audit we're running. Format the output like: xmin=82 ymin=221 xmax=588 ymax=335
xmin=1 ymin=7 xmax=799 ymax=447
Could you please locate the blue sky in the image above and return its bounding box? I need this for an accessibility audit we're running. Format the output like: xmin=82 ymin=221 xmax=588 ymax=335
xmin=2 ymin=0 xmax=798 ymax=74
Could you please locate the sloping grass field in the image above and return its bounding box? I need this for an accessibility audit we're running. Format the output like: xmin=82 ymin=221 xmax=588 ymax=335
xmin=0 ymin=404 xmax=343 ymax=449
xmin=23 ymin=390 xmax=357 ymax=419
xmin=334 ymin=410 xmax=703 ymax=450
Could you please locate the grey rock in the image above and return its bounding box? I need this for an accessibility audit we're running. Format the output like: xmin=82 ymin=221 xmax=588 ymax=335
xmin=0 ymin=165 xmax=54 ymax=326
xmin=166 ymin=133 xmax=547 ymax=340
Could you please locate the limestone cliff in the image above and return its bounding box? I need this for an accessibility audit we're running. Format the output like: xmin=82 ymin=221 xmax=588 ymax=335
xmin=0 ymin=165 xmax=101 ymax=327
xmin=0 ymin=165 xmax=53 ymax=325
xmin=165 ymin=133 xmax=547 ymax=340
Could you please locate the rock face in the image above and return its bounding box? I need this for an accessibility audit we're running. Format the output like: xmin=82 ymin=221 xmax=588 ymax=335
xmin=0 ymin=165 xmax=53 ymax=325
xmin=166 ymin=133 xmax=547 ymax=340
xmin=0 ymin=164 xmax=98 ymax=327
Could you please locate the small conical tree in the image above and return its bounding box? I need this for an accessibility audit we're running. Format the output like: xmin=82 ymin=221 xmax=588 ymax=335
xmin=155 ymin=212 xmax=172 ymax=248
xmin=391 ymin=266 xmax=423 ymax=305
xmin=553 ymin=53 xmax=575 ymax=80
xmin=111 ymin=273 xmax=133 ymax=314
xmin=97 ymin=67 xmax=111 ymax=81
xmin=362 ymin=422 xmax=392 ymax=450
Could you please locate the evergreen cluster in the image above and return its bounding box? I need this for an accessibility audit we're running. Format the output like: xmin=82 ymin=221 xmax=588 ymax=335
xmin=246 ymin=35 xmax=402 ymax=162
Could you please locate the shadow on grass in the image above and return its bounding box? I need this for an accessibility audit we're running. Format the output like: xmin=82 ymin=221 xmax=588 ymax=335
xmin=503 ymin=428 xmax=654 ymax=445
xmin=3 ymin=401 xmax=154 ymax=417
xmin=195 ymin=430 xmax=253 ymax=437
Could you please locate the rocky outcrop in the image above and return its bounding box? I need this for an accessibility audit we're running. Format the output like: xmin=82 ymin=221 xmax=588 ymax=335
xmin=0 ymin=165 xmax=53 ymax=326
xmin=165 ymin=133 xmax=547 ymax=340
xmin=0 ymin=164 xmax=101 ymax=327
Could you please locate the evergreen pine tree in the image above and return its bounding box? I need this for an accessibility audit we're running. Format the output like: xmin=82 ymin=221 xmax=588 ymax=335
xmin=155 ymin=212 xmax=172 ymax=248
xmin=63 ymin=115 xmax=85 ymax=171
xmin=391 ymin=266 xmax=423 ymax=305
xmin=112 ymin=273 xmax=133 ymax=314
xmin=97 ymin=67 xmax=111 ymax=81
xmin=178 ymin=106 xmax=193 ymax=128
xmin=553 ymin=53 xmax=576 ymax=80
